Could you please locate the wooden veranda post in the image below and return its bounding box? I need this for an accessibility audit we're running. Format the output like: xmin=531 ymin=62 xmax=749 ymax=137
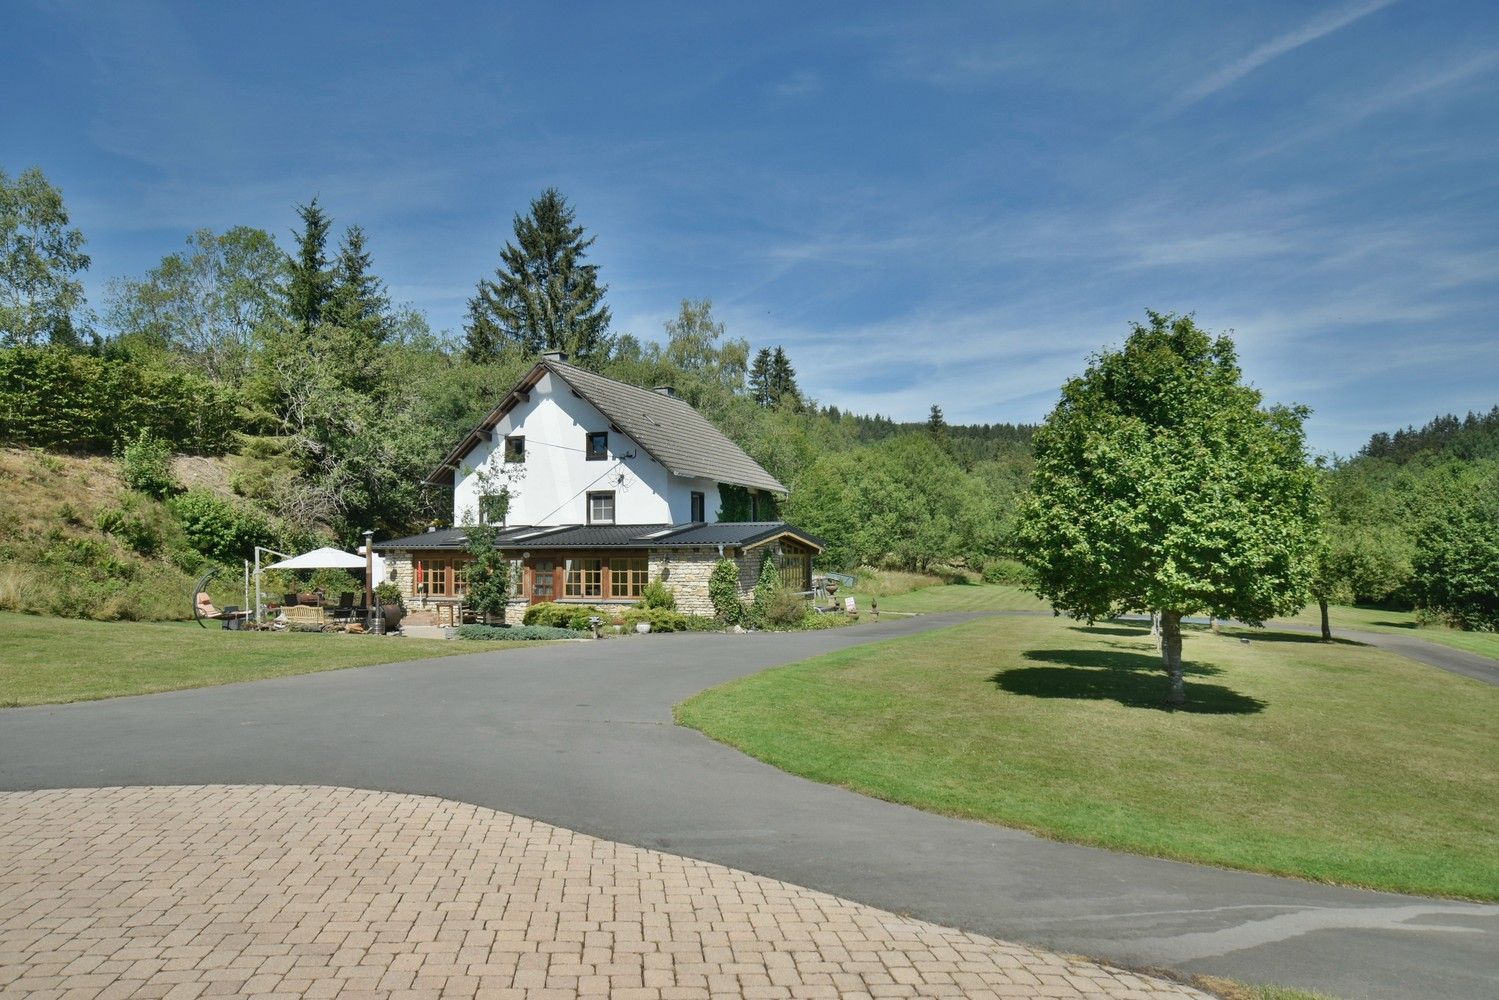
xmin=364 ymin=530 xmax=374 ymax=611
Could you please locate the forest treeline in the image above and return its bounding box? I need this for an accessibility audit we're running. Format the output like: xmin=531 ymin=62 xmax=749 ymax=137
xmin=1 ymin=167 xmax=1494 ymax=628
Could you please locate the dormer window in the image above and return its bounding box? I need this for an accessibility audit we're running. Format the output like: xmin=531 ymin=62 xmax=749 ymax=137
xmin=585 ymin=431 xmax=608 ymax=461
xmin=690 ymin=491 xmax=705 ymax=522
xmin=504 ymin=435 xmax=525 ymax=463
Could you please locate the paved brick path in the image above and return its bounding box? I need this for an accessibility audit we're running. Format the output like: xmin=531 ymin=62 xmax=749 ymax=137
xmin=0 ymin=786 xmax=1210 ymax=1000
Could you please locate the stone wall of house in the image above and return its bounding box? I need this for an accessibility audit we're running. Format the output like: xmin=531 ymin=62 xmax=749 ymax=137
xmin=649 ymin=543 xmax=783 ymax=617
xmin=380 ymin=549 xmax=526 ymax=626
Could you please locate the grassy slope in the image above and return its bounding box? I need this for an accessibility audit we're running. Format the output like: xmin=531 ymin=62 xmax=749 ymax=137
xmin=0 ymin=611 xmax=511 ymax=706
xmin=678 ymin=615 xmax=1498 ymax=900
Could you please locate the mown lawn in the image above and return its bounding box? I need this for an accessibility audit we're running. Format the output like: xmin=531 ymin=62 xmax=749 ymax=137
xmin=677 ymin=614 xmax=1498 ymax=900
xmin=853 ymin=580 xmax=1498 ymax=662
xmin=0 ymin=611 xmax=514 ymax=706
xmin=851 ymin=582 xmax=1049 ymax=614
xmin=1277 ymin=604 xmax=1499 ymax=660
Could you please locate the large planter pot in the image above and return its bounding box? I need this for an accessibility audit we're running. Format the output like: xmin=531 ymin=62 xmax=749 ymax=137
xmin=635 ymin=622 xmax=652 ymax=634
xmin=382 ymin=603 xmax=405 ymax=631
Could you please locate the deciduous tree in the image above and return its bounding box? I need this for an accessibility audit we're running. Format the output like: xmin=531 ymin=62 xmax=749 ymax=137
xmin=0 ymin=167 xmax=91 ymax=346
xmin=1016 ymin=312 xmax=1321 ymax=706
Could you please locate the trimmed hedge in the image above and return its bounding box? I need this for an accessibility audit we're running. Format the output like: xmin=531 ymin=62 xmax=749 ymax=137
xmin=456 ymin=624 xmax=585 ymax=641
xmin=0 ymin=346 xmax=237 ymax=454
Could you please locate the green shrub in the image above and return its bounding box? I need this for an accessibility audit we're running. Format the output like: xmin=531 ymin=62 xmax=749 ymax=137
xmin=116 ymin=429 xmax=180 ymax=498
xmin=621 ymin=607 xmax=688 ymax=632
xmin=168 ymin=488 xmax=274 ymax=563
xmin=457 ymin=624 xmax=584 ymax=641
xmin=682 ymin=614 xmax=724 ymax=631
xmin=374 ymin=581 xmax=403 ymax=607
xmin=761 ymin=588 xmax=807 ymax=628
xmin=980 ymin=558 xmax=1033 ymax=586
xmin=708 ymin=557 xmax=744 ymax=623
xmin=97 ymin=507 xmax=163 ymax=556
xmin=639 ymin=577 xmax=676 ymax=610
xmin=523 ymin=601 xmax=605 ymax=630
xmin=792 ymin=611 xmax=857 ymax=630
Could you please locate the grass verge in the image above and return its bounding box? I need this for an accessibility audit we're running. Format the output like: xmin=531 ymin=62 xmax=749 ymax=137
xmin=0 ymin=611 xmax=514 ymax=706
xmin=677 ymin=615 xmax=1497 ymax=899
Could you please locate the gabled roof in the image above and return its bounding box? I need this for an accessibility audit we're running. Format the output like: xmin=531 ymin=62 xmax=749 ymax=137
xmin=427 ymin=357 xmax=787 ymax=493
xmin=373 ymin=521 xmax=823 ymax=553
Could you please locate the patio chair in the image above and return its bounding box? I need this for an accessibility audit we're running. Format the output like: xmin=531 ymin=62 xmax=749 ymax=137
xmin=194 ymin=592 xmax=251 ymax=628
xmin=337 ymin=592 xmax=356 ymax=609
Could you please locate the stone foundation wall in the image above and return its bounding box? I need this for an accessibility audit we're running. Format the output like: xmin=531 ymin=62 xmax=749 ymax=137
xmin=649 ymin=544 xmax=783 ymax=617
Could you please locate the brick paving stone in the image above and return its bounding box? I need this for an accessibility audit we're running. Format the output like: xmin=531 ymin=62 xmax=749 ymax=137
xmin=0 ymin=787 xmax=1213 ymax=1000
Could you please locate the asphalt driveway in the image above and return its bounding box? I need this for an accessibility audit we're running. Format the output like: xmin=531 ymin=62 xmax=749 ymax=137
xmin=2 ymin=614 xmax=1494 ymax=1000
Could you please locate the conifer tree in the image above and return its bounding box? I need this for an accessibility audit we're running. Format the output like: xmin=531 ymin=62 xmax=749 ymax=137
xmin=749 ymin=347 xmax=774 ymax=407
xmin=769 ymin=346 xmax=800 ymax=408
xmin=328 ymin=225 xmax=390 ymax=347
xmin=286 ymin=198 xmax=333 ymax=334
xmin=927 ymin=403 xmax=949 ymax=449
xmin=464 ymin=188 xmax=611 ymax=363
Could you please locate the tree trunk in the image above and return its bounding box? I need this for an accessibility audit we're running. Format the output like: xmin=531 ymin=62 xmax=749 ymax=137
xmin=1319 ymin=598 xmax=1331 ymax=641
xmin=1161 ymin=611 xmax=1185 ymax=707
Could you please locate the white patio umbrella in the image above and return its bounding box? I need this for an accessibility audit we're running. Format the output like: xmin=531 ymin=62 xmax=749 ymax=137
xmin=254 ymin=545 xmax=385 ymax=625
xmin=260 ymin=547 xmax=368 ymax=571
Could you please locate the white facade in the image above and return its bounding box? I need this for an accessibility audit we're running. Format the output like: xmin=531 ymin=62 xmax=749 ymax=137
xmin=451 ymin=372 xmax=724 ymax=527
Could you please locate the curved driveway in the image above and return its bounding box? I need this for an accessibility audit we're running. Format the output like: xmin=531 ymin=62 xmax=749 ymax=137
xmin=2 ymin=614 xmax=1495 ymax=1000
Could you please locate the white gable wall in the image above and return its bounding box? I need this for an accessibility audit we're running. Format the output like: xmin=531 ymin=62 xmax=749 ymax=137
xmin=453 ymin=372 xmax=695 ymax=526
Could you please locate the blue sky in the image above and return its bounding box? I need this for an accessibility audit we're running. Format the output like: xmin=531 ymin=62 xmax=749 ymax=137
xmin=4 ymin=1 xmax=1496 ymax=455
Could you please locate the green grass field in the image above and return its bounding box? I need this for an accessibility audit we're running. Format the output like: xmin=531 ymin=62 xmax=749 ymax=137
xmin=678 ymin=614 xmax=1498 ymax=900
xmin=851 ymin=579 xmax=1497 ymax=661
xmin=1277 ymin=604 xmax=1499 ymax=659
xmin=0 ymin=611 xmax=514 ymax=706
xmin=849 ymin=581 xmax=1049 ymax=614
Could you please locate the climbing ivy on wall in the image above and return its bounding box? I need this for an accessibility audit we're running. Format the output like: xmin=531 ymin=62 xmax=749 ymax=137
xmin=717 ymin=484 xmax=778 ymax=522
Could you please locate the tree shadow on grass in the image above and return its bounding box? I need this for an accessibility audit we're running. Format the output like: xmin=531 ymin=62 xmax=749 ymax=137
xmin=1222 ymin=628 xmax=1365 ymax=647
xmin=992 ymin=649 xmax=1266 ymax=715
xmin=1069 ymin=625 xmax=1149 ymax=638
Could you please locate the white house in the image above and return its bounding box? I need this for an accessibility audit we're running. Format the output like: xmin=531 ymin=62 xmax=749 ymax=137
xmin=375 ymin=352 xmax=822 ymax=619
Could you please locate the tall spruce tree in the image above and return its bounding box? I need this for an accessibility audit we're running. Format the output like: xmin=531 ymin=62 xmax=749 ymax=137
xmin=748 ymin=347 xmax=774 ymax=407
xmin=927 ymin=403 xmax=949 ymax=449
xmin=464 ymin=188 xmax=611 ymax=363
xmin=769 ymin=346 xmax=800 ymax=408
xmin=286 ymin=198 xmax=334 ymax=334
xmin=328 ymin=225 xmax=390 ymax=348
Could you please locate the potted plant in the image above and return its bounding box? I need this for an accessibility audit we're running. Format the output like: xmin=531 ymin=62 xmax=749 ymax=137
xmin=375 ymin=582 xmax=405 ymax=632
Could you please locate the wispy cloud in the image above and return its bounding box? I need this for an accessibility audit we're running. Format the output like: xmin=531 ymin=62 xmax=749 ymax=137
xmin=1161 ymin=0 xmax=1400 ymax=117
xmin=771 ymin=70 xmax=822 ymax=98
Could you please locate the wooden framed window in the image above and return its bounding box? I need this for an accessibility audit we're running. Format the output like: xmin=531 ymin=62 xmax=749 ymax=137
xmin=587 ymin=491 xmax=615 ymax=524
xmin=413 ymin=556 xmax=472 ymax=597
xmin=565 ymin=557 xmax=604 ymax=598
xmin=611 ymin=557 xmax=649 ymax=599
xmin=585 ymin=431 xmax=608 ymax=461
xmin=504 ymin=435 xmax=525 ymax=462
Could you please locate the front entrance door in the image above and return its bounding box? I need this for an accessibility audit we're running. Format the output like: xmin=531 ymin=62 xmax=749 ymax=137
xmin=530 ymin=558 xmax=555 ymax=604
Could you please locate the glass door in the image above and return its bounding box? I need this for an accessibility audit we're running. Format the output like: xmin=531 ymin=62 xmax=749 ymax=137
xmin=531 ymin=558 xmax=555 ymax=604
